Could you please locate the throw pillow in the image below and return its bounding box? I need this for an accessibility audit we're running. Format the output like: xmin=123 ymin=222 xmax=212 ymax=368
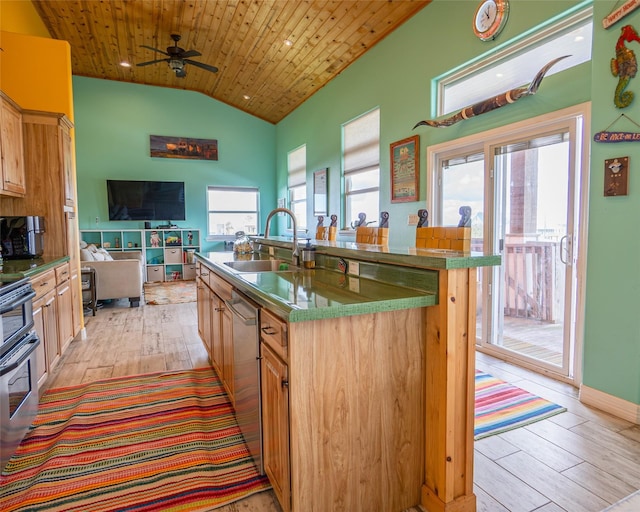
xmin=86 ymin=244 xmax=98 ymax=253
xmin=96 ymin=248 xmax=113 ymax=261
xmin=80 ymin=240 xmax=88 ymax=249
xmin=92 ymin=251 xmax=106 ymax=261
xmin=80 ymin=249 xmax=94 ymax=261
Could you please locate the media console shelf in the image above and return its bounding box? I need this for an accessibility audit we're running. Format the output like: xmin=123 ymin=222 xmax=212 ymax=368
xmin=79 ymin=228 xmax=200 ymax=283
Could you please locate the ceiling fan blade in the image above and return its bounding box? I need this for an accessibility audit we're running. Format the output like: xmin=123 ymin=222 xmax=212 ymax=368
xmin=180 ymin=49 xmax=201 ymax=59
xmin=137 ymin=58 xmax=170 ymax=67
xmin=184 ymin=59 xmax=218 ymax=73
xmin=140 ymin=44 xmax=169 ymax=56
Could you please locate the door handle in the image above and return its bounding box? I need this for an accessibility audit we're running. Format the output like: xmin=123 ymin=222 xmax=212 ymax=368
xmin=559 ymin=235 xmax=571 ymax=266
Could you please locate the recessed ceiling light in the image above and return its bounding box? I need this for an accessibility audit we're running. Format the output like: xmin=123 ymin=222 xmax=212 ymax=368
xmin=574 ymin=35 xmax=584 ymax=42
xmin=243 ymin=95 xmax=251 ymax=100
xmin=496 ymin=73 xmax=504 ymax=78
xmin=284 ymin=39 xmax=293 ymax=47
xmin=120 ymin=61 xmax=131 ymax=68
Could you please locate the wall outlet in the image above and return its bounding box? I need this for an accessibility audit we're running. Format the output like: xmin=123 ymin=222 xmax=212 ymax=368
xmin=348 ymin=260 xmax=360 ymax=276
xmin=269 ymin=246 xmax=275 ymax=256
xmin=348 ymin=277 xmax=360 ymax=293
xmin=408 ymin=214 xmax=419 ymax=226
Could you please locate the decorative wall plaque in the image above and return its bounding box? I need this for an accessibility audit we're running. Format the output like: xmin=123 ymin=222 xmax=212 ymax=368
xmin=604 ymin=156 xmax=629 ymax=196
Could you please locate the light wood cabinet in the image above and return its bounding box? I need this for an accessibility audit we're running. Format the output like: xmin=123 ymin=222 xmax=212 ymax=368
xmin=0 ymin=92 xmax=26 ymax=197
xmin=56 ymin=278 xmax=74 ymax=354
xmin=32 ymin=296 xmax=48 ymax=388
xmin=31 ymin=262 xmax=77 ymax=389
xmin=196 ymin=262 xmax=236 ymax=403
xmin=221 ymin=305 xmax=234 ymax=404
xmin=61 ymin=122 xmax=75 ymax=208
xmin=261 ymin=339 xmax=290 ymax=512
xmin=210 ymin=292 xmax=224 ymax=376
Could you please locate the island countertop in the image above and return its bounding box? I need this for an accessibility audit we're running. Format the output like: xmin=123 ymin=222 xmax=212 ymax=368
xmin=196 ymin=251 xmax=437 ymax=322
xmin=0 ymin=255 xmax=70 ymax=282
xmin=251 ymin=235 xmax=500 ymax=270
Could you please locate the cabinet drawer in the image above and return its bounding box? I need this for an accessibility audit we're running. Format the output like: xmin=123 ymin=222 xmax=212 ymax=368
xmin=146 ymin=265 xmax=165 ymax=282
xmin=164 ymin=248 xmax=183 ymax=264
xmin=55 ymin=262 xmax=71 ymax=284
xmin=31 ymin=269 xmax=56 ymax=300
xmin=260 ymin=309 xmax=288 ymax=360
xmin=197 ymin=263 xmax=212 ymax=288
xmin=210 ymin=272 xmax=232 ymax=301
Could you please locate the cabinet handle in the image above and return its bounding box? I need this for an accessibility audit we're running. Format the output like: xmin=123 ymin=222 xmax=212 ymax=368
xmin=261 ymin=326 xmax=277 ymax=335
xmin=215 ymin=307 xmax=224 ymax=312
xmin=281 ymin=379 xmax=289 ymax=389
xmin=201 ymin=271 xmax=209 ymax=276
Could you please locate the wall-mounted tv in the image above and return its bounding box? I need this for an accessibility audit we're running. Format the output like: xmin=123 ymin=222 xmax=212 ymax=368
xmin=107 ymin=180 xmax=186 ymax=221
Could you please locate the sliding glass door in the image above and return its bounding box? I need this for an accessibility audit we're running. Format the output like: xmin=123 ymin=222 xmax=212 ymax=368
xmin=430 ymin=107 xmax=588 ymax=382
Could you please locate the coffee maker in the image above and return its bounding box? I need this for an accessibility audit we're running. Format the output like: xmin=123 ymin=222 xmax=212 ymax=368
xmin=0 ymin=216 xmax=46 ymax=259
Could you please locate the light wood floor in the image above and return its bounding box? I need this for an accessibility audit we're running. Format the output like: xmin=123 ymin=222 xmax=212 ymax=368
xmin=43 ymin=300 xmax=640 ymax=512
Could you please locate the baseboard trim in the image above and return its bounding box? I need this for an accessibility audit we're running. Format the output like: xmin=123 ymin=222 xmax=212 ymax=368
xmin=579 ymin=385 xmax=640 ymax=424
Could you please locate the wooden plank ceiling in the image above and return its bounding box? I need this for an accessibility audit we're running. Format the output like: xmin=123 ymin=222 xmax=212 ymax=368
xmin=33 ymin=0 xmax=431 ymax=124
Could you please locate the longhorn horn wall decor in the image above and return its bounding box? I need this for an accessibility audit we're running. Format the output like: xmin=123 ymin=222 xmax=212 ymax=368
xmin=413 ymin=55 xmax=570 ymax=129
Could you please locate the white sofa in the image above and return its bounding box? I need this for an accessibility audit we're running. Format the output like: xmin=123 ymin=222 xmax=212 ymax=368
xmin=81 ymin=250 xmax=144 ymax=307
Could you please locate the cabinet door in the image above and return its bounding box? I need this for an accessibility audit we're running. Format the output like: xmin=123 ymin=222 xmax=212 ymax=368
xmin=222 ymin=306 xmax=234 ymax=404
xmin=60 ymin=121 xmax=75 ymax=208
xmin=32 ymin=296 xmax=48 ymax=388
xmin=0 ymin=97 xmax=26 ymax=196
xmin=57 ymin=282 xmax=74 ymax=353
xmin=261 ymin=342 xmax=290 ymax=512
xmin=210 ymin=292 xmax=224 ymax=377
xmin=70 ymin=270 xmax=82 ymax=335
xmin=43 ymin=290 xmax=61 ymax=372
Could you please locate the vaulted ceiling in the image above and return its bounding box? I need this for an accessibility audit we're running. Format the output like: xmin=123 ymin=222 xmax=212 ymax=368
xmin=33 ymin=0 xmax=431 ymax=124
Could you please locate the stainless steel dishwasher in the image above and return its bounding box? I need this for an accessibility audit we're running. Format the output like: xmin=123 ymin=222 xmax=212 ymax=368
xmin=225 ymin=289 xmax=263 ymax=474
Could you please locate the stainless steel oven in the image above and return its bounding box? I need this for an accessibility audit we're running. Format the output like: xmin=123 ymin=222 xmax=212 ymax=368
xmin=0 ymin=277 xmax=39 ymax=473
xmin=0 ymin=331 xmax=40 ymax=472
xmin=1 ymin=277 xmax=36 ymax=356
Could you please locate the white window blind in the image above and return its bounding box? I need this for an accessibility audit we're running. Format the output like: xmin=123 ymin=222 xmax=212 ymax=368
xmin=344 ymin=109 xmax=380 ymax=176
xmin=343 ymin=108 xmax=380 ymax=227
xmin=288 ymin=145 xmax=306 ymax=188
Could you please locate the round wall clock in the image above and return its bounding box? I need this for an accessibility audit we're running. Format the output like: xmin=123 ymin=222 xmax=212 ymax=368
xmin=473 ymin=0 xmax=509 ymax=41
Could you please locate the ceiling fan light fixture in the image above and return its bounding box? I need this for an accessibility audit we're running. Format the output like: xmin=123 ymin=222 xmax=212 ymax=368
xmin=169 ymin=59 xmax=184 ymax=72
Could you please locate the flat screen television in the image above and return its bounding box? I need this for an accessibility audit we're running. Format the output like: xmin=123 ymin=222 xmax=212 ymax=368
xmin=107 ymin=180 xmax=186 ymax=221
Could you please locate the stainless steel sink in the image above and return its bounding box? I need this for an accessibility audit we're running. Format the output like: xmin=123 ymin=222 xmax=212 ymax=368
xmin=223 ymin=259 xmax=294 ymax=272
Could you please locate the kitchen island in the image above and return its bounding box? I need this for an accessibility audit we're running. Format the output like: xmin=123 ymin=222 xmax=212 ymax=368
xmin=196 ymin=238 xmax=500 ymax=512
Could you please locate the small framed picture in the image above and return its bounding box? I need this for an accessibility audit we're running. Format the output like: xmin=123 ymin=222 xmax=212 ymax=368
xmin=390 ymin=135 xmax=419 ymax=202
xmin=604 ymin=156 xmax=629 ymax=196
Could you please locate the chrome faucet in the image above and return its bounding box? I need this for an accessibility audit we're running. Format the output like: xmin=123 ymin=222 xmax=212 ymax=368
xmin=264 ymin=207 xmax=299 ymax=266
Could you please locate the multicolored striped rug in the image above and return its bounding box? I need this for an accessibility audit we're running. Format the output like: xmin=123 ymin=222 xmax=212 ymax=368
xmin=475 ymin=370 xmax=567 ymax=439
xmin=0 ymin=368 xmax=270 ymax=511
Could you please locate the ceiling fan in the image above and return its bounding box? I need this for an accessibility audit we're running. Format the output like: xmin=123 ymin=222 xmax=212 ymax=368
xmin=137 ymin=34 xmax=218 ymax=78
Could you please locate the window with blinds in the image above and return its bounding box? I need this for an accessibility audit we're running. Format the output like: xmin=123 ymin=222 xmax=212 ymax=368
xmin=207 ymin=186 xmax=259 ymax=238
xmin=343 ymin=108 xmax=380 ymax=228
xmin=288 ymin=145 xmax=307 ymax=229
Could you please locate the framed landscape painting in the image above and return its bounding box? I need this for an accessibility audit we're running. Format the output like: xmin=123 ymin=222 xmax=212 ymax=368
xmin=390 ymin=135 xmax=419 ymax=202
xmin=150 ymin=135 xmax=218 ymax=161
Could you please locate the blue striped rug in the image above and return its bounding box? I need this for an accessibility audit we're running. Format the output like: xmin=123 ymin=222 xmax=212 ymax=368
xmin=475 ymin=370 xmax=567 ymax=439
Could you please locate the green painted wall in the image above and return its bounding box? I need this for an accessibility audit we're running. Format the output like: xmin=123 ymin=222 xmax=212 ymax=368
xmin=585 ymin=1 xmax=640 ymax=405
xmin=73 ymin=77 xmax=276 ymax=251
xmin=73 ymin=0 xmax=640 ymax=407
xmin=276 ymin=0 xmax=590 ymax=245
